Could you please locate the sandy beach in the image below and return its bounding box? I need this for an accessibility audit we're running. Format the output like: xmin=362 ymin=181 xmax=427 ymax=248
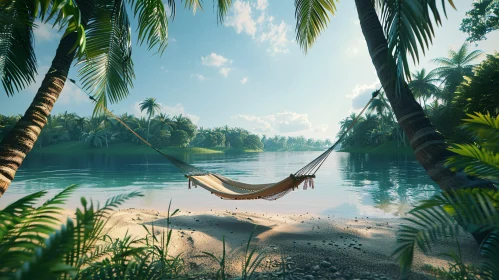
xmin=62 ymin=208 xmax=482 ymax=279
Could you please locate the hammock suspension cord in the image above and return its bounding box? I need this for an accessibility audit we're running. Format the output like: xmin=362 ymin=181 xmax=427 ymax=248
xmin=70 ymin=79 xmax=378 ymax=179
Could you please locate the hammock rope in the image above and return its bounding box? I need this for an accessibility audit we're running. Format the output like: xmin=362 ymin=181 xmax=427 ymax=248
xmin=70 ymin=79 xmax=379 ymax=200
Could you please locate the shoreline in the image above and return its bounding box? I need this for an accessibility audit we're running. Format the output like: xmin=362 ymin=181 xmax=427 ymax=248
xmin=61 ymin=208 xmax=481 ymax=279
xmin=338 ymin=141 xmax=414 ymax=155
xmin=30 ymin=141 xmax=415 ymax=157
xmin=30 ymin=141 xmax=329 ymax=156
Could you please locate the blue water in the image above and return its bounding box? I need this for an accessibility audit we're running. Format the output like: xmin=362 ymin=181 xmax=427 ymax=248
xmin=0 ymin=151 xmax=439 ymax=218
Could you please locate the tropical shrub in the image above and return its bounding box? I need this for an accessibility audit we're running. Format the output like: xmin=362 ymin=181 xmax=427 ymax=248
xmin=393 ymin=112 xmax=499 ymax=279
xmin=0 ymin=185 xmax=187 ymax=279
xmin=454 ymin=53 xmax=499 ymax=118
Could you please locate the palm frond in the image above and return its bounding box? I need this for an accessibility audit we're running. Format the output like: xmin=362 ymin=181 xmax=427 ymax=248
xmin=0 ymin=0 xmax=37 ymax=96
xmin=446 ymin=113 xmax=499 ymax=180
xmin=294 ymin=0 xmax=339 ymax=53
xmin=447 ymin=144 xmax=499 ymax=180
xmin=378 ymin=0 xmax=455 ymax=80
xmin=462 ymin=49 xmax=484 ymax=65
xmin=481 ymin=231 xmax=499 ymax=279
xmin=15 ymin=218 xmax=77 ymax=280
xmin=215 ymin=0 xmax=232 ymax=24
xmin=78 ymin=0 xmax=134 ymax=116
xmin=1 ymin=191 xmax=46 ymax=216
xmin=393 ymin=189 xmax=499 ymax=276
xmin=184 ymin=0 xmax=204 ymax=15
xmin=130 ymin=0 xmax=168 ymax=54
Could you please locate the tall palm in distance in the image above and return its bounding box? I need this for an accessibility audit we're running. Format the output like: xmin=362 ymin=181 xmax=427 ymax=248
xmin=0 ymin=0 xmax=233 ymax=196
xmin=140 ymin=98 xmax=162 ymax=141
xmin=431 ymin=43 xmax=483 ymax=104
xmin=408 ymin=69 xmax=440 ymax=108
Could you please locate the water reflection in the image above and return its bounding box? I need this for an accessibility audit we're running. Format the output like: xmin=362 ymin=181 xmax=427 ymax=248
xmin=2 ymin=151 xmax=439 ymax=218
xmin=337 ymin=153 xmax=438 ymax=216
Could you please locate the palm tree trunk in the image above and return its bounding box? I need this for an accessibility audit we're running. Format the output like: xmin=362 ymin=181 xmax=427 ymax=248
xmin=354 ymin=0 xmax=495 ymax=191
xmin=0 ymin=32 xmax=80 ymax=196
xmin=0 ymin=1 xmax=94 ymax=197
xmin=147 ymin=117 xmax=151 ymax=142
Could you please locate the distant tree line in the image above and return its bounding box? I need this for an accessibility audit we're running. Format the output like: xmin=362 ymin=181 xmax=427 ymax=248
xmin=338 ymin=44 xmax=499 ymax=150
xmin=0 ymin=111 xmax=331 ymax=152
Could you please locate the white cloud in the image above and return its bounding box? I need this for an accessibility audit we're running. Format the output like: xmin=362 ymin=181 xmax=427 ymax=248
xmin=34 ymin=22 xmax=59 ymax=43
xmin=240 ymin=77 xmax=248 ymax=84
xmin=132 ymin=102 xmax=200 ymax=124
xmin=225 ymin=1 xmax=257 ymax=37
xmin=225 ymin=0 xmax=291 ymax=56
xmin=232 ymin=111 xmax=318 ymax=134
xmin=163 ymin=104 xmax=200 ymax=124
xmin=232 ymin=114 xmax=272 ymax=132
xmin=170 ymin=38 xmax=177 ymax=42
xmin=201 ymin=53 xmax=232 ymax=67
xmin=349 ymin=81 xmax=380 ymax=110
xmin=193 ymin=74 xmax=206 ymax=81
xmin=219 ymin=67 xmax=231 ymax=77
xmin=314 ymin=124 xmax=329 ymax=133
xmin=256 ymin=0 xmax=268 ymax=11
xmin=260 ymin=20 xmax=290 ymax=55
xmin=58 ymin=82 xmax=91 ymax=105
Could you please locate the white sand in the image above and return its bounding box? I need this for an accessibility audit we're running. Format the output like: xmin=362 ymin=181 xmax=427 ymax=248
xmin=64 ymin=208 xmax=481 ymax=278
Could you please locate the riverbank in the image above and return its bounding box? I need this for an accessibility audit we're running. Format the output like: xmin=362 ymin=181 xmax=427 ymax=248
xmin=31 ymin=141 xmax=263 ymax=156
xmin=339 ymin=141 xmax=413 ymax=155
xmin=69 ymin=208 xmax=479 ymax=279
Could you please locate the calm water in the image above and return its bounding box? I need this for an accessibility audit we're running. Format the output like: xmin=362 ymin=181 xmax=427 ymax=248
xmin=0 ymin=151 xmax=439 ymax=218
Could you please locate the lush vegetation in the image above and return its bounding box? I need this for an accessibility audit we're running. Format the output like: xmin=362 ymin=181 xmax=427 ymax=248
xmin=0 ymin=186 xmax=267 ymax=279
xmin=0 ymin=108 xmax=332 ymax=153
xmin=339 ymin=46 xmax=499 ymax=152
xmin=394 ymin=113 xmax=499 ymax=279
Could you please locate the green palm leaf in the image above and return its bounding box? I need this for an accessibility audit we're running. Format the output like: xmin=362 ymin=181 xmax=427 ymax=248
xmin=78 ymin=0 xmax=134 ymax=116
xmin=447 ymin=144 xmax=499 ymax=180
xmin=15 ymin=218 xmax=77 ymax=280
xmin=0 ymin=0 xmax=37 ymax=96
xmin=378 ymin=0 xmax=455 ymax=80
xmin=294 ymin=0 xmax=338 ymax=53
xmin=446 ymin=113 xmax=499 ymax=180
xmin=129 ymin=0 xmax=169 ymax=54
xmin=393 ymin=189 xmax=499 ymax=277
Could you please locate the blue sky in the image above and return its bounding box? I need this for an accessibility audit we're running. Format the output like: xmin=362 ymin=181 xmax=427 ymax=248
xmin=1 ymin=0 xmax=498 ymax=139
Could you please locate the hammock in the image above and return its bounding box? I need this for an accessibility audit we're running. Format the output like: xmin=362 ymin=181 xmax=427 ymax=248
xmin=71 ymin=79 xmax=378 ymax=200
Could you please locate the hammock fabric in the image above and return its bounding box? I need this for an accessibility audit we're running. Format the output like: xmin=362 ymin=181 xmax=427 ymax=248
xmin=189 ymin=174 xmax=314 ymax=200
xmin=73 ymin=79 xmax=378 ymax=201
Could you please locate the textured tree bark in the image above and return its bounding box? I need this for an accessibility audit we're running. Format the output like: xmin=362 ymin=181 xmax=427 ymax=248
xmin=0 ymin=32 xmax=77 ymax=196
xmin=0 ymin=1 xmax=94 ymax=197
xmin=353 ymin=0 xmax=495 ymax=191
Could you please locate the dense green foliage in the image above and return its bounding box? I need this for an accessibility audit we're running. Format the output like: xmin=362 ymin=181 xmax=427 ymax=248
xmin=454 ymin=53 xmax=499 ymax=117
xmin=394 ymin=113 xmax=499 ymax=279
xmin=339 ymin=44 xmax=499 ymax=151
xmin=0 ymin=112 xmax=332 ymax=152
xmin=461 ymin=0 xmax=499 ymax=43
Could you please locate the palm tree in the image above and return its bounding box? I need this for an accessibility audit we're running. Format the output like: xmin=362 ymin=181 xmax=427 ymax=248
xmin=408 ymin=69 xmax=440 ymax=107
xmin=294 ymin=0 xmax=495 ymax=192
xmin=0 ymin=0 xmax=233 ymax=196
xmin=139 ymin=97 xmax=162 ymax=141
xmin=431 ymin=43 xmax=483 ymax=103
xmin=74 ymin=116 xmax=89 ymax=141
